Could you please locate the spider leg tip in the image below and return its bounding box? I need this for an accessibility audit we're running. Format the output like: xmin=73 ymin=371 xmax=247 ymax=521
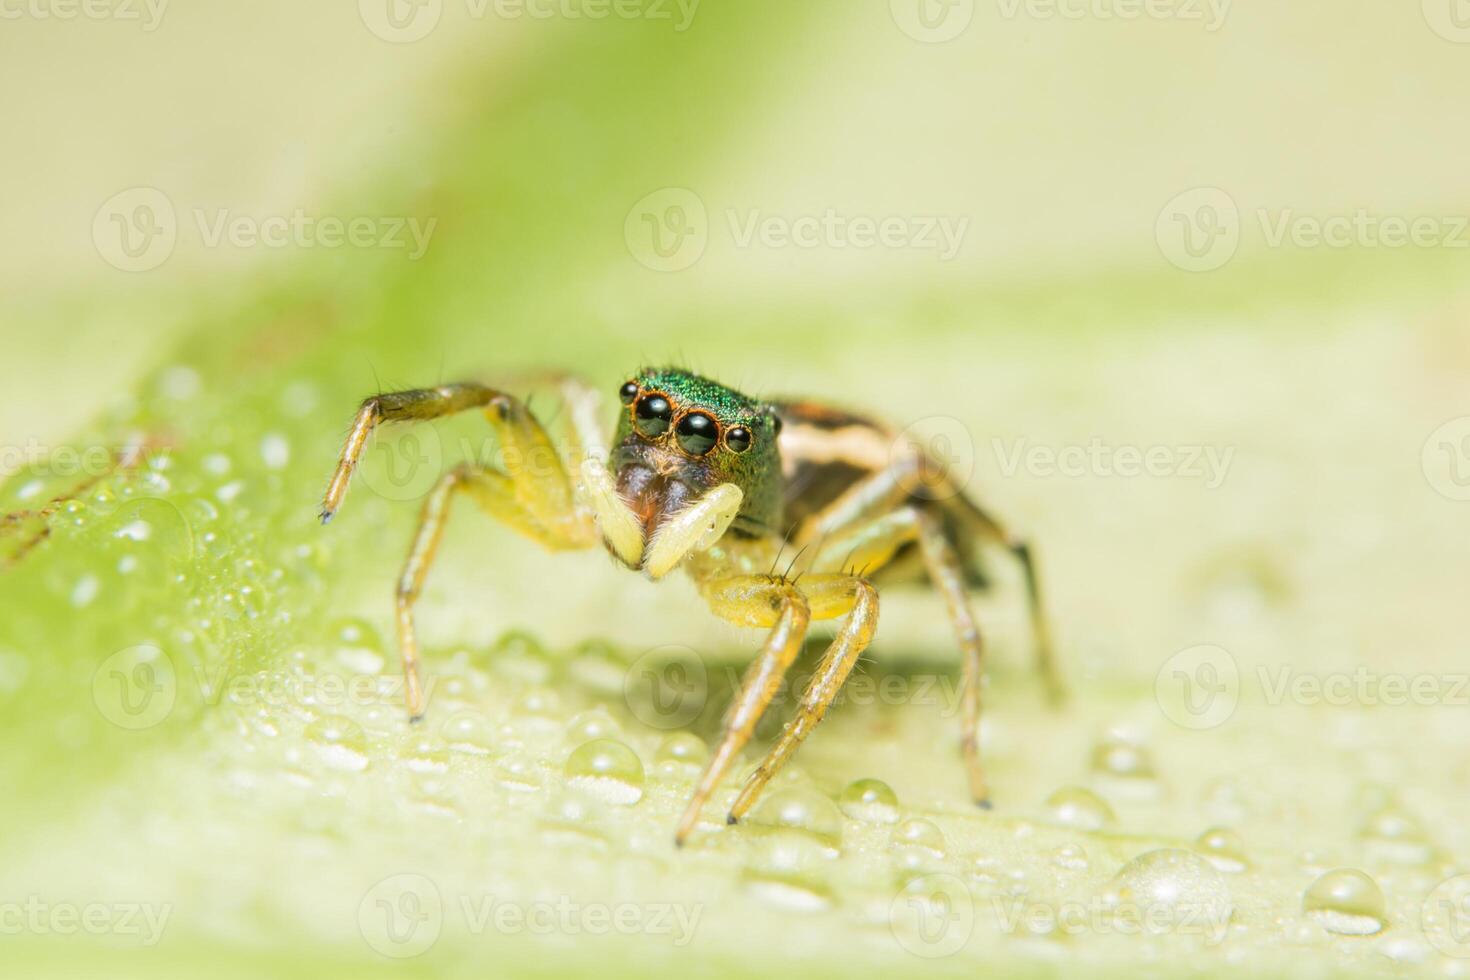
xmin=319 ymin=510 xmax=334 ymax=525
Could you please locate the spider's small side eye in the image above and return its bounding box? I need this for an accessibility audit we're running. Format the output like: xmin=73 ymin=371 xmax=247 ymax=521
xmin=725 ymin=426 xmax=752 ymax=454
xmin=634 ymin=394 xmax=673 ymax=436
xmin=771 ymin=415 xmax=783 ymax=436
xmin=675 ymin=412 xmax=719 ymax=456
xmin=619 ymin=381 xmax=639 ymax=405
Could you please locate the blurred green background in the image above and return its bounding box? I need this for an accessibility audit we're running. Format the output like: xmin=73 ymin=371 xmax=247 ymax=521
xmin=3 ymin=1 xmax=1470 ymax=976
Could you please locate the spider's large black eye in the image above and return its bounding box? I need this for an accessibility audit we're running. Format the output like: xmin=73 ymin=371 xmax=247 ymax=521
xmin=725 ymin=426 xmax=752 ymax=454
xmin=619 ymin=381 xmax=639 ymax=405
xmin=675 ymin=412 xmax=719 ymax=456
xmin=634 ymin=394 xmax=673 ymax=437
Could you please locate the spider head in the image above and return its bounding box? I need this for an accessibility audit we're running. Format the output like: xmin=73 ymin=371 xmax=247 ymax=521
xmin=603 ymin=368 xmax=783 ymax=571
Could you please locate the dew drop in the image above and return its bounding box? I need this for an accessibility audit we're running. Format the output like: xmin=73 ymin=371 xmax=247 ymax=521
xmin=260 ymin=433 xmax=291 ymax=470
xmin=891 ymin=818 xmax=948 ymax=859
xmin=70 ymin=574 xmax=100 ymax=608
xmin=1045 ymin=786 xmax=1115 ymax=831
xmin=747 ymin=788 xmax=844 ymax=847
xmin=1195 ymin=827 xmax=1251 ymax=873
xmin=838 ymin=778 xmax=900 ymax=824
xmin=568 ymin=638 xmax=625 ymax=696
xmin=401 ymin=736 xmax=450 ymax=773
xmin=329 ymin=618 xmax=386 ymax=674
xmin=1303 ymin=869 xmax=1387 ymax=936
xmin=742 ymin=831 xmax=834 ymax=912
xmin=491 ymin=630 xmax=553 ymax=685
xmin=1052 ymin=843 xmax=1089 ymax=871
xmin=654 ymin=732 xmax=707 ymax=768
xmin=442 ymin=712 xmax=495 ymax=754
xmin=566 ymin=709 xmax=621 ymax=744
xmin=564 ymin=738 xmax=644 ymax=805
xmin=497 ymin=755 xmax=543 ymax=792
xmin=304 ymin=715 xmax=369 ymax=772
xmin=1359 ymin=806 xmax=1435 ymax=866
xmin=1090 ymin=731 xmax=1159 ymax=798
xmin=1103 ymin=849 xmax=1232 ymax=937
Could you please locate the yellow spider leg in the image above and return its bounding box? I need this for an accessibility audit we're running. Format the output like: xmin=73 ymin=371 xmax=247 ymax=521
xmin=321 ymin=383 xmax=507 ymax=522
xmin=793 ymin=451 xmax=1065 ymax=706
xmin=804 ymin=506 xmax=996 ymax=806
xmin=675 ymin=576 xmax=811 ymax=847
xmin=726 ymin=573 xmax=880 ymax=823
xmin=396 ymin=461 xmax=590 ymax=720
xmin=950 ymin=498 xmax=1065 ymax=705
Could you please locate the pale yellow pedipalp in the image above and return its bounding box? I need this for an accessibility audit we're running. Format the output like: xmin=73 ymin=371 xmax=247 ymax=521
xmin=578 ymin=458 xmax=644 ymax=568
xmin=642 ymin=483 xmax=743 ymax=580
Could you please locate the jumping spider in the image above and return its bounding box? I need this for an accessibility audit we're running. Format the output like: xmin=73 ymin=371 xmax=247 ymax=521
xmin=320 ymin=368 xmax=1062 ymax=845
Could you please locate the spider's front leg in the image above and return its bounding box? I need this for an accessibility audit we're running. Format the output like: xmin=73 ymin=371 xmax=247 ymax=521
xmin=674 ymin=571 xmax=879 ymax=845
xmin=320 ymin=380 xmax=604 ymax=720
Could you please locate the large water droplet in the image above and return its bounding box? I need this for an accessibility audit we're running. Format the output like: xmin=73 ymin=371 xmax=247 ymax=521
xmin=564 ymin=738 xmax=644 ymax=805
xmin=1090 ymin=732 xmax=1159 ymax=799
xmin=329 ymin=618 xmax=386 ymax=674
xmin=837 ymin=778 xmax=900 ymax=824
xmin=1045 ymin=786 xmax=1115 ymax=831
xmin=442 ymin=712 xmax=495 ymax=754
xmin=1103 ymin=849 xmax=1232 ymax=939
xmin=1359 ymin=806 xmax=1435 ymax=866
xmin=1195 ymin=827 xmax=1250 ymax=873
xmin=747 ymin=788 xmax=844 ymax=848
xmin=491 ymin=631 xmax=553 ymax=685
xmin=1303 ymin=869 xmax=1387 ymax=936
xmin=566 ymin=709 xmax=621 ymax=744
xmin=654 ymin=732 xmax=707 ymax=774
xmin=568 ymin=638 xmax=625 ymax=696
xmin=890 ymin=818 xmax=948 ymax=872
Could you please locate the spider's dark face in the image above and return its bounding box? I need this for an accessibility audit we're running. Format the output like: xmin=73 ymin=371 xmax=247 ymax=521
xmin=610 ymin=368 xmax=783 ymax=544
